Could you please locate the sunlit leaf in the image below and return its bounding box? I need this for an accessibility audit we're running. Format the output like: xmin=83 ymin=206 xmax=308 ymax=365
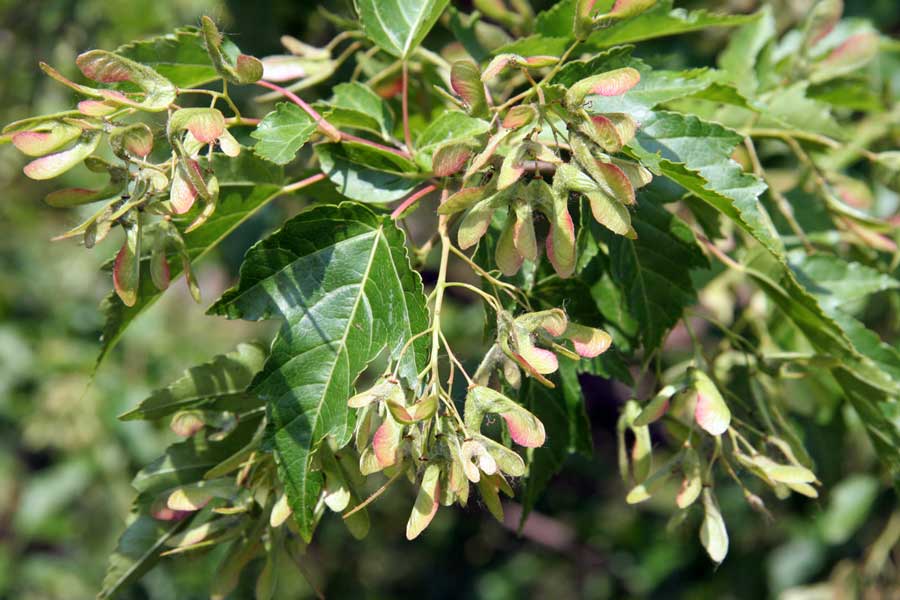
xmin=209 ymin=203 xmax=429 ymax=540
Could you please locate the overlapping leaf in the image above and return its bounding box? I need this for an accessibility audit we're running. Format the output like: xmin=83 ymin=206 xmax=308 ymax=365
xmin=116 ymin=27 xmax=226 ymax=88
xmin=121 ymin=342 xmax=267 ymax=421
xmin=586 ymin=0 xmax=758 ymax=47
xmin=132 ymin=413 xmax=264 ymax=495
xmin=628 ymin=110 xmax=780 ymax=256
xmin=318 ymin=82 xmax=395 ymax=139
xmin=520 ymin=361 xmax=592 ymax=525
xmin=209 ymin=203 xmax=429 ymax=540
xmin=746 ymin=249 xmax=900 ymax=480
xmin=600 ymin=179 xmax=708 ymax=350
xmin=99 ymin=514 xmax=188 ymax=599
xmin=316 ymin=143 xmax=421 ymax=202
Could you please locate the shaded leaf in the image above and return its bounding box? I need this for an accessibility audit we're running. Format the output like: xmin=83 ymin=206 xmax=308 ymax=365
xmin=316 ymin=143 xmax=420 ymax=202
xmin=520 ymin=361 xmax=592 ymax=525
xmin=319 ymin=82 xmax=394 ymax=139
xmin=117 ymin=27 xmax=225 ymax=88
xmin=98 ymin=514 xmax=187 ymax=599
xmin=600 ymin=180 xmax=707 ymax=350
xmin=121 ymin=342 xmax=267 ymax=421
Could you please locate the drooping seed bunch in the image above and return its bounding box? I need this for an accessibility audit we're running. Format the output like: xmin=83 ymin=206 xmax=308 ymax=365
xmin=443 ymin=56 xmax=652 ymax=279
xmin=4 ymin=18 xmax=260 ymax=306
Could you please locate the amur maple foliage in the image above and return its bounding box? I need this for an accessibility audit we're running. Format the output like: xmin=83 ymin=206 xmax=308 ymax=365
xmin=4 ymin=0 xmax=900 ymax=596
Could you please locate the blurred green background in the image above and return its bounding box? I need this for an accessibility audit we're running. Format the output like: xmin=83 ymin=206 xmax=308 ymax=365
xmin=0 ymin=1 xmax=898 ymax=598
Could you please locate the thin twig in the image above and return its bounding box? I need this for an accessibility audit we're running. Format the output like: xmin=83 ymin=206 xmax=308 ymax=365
xmin=343 ymin=132 xmax=412 ymax=159
xmin=747 ymin=128 xmax=840 ymax=149
xmin=440 ymin=329 xmax=474 ymax=386
xmin=698 ymin=235 xmax=745 ymax=272
xmin=255 ymin=80 xmax=341 ymax=142
xmin=342 ymin=470 xmax=403 ymax=519
xmin=391 ymin=184 xmax=438 ymax=219
xmin=281 ymin=172 xmax=327 ymax=195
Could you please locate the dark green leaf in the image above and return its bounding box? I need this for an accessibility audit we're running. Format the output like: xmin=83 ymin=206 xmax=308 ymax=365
xmin=601 ymin=180 xmax=708 ymax=350
xmin=116 ymin=27 xmax=221 ymax=88
xmin=209 ymin=203 xmax=429 ymax=540
xmin=318 ymin=82 xmax=394 ymax=139
xmin=520 ymin=360 xmax=591 ymax=525
xmin=252 ymin=103 xmax=318 ymax=165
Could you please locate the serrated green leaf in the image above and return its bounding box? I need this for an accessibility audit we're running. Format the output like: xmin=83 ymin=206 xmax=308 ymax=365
xmin=354 ymin=0 xmax=450 ymax=58
xmin=756 ymin=83 xmax=844 ymax=140
xmin=592 ymin=69 xmax=719 ymax=119
xmin=745 ymin=248 xmax=900 ymax=482
xmin=415 ymin=111 xmax=490 ymax=168
xmin=533 ymin=0 xmax=577 ymax=37
xmin=120 ymin=342 xmax=267 ymax=421
xmin=208 ymin=203 xmax=429 ymax=540
xmin=746 ymin=250 xmax=899 ymax=392
xmin=601 ymin=179 xmax=708 ymax=350
xmin=718 ymin=5 xmax=775 ymax=95
xmin=789 ymin=253 xmax=900 ymax=313
xmin=251 ymin=103 xmax=317 ymax=165
xmin=629 ymin=110 xmax=781 ymax=257
xmin=98 ymin=153 xmax=285 ymax=365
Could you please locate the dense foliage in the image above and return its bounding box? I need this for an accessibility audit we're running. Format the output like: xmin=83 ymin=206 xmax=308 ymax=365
xmin=3 ymin=0 xmax=900 ymax=597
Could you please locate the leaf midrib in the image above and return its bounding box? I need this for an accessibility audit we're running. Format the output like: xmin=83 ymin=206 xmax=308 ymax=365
xmin=274 ymin=225 xmax=384 ymax=454
xmin=272 ymin=224 xmax=385 ymax=525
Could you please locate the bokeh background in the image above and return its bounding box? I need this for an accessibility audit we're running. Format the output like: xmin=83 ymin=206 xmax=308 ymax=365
xmin=0 ymin=1 xmax=899 ymax=598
